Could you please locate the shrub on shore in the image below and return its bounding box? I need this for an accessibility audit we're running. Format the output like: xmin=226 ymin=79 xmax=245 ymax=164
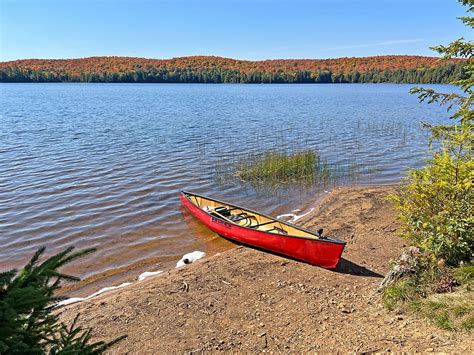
xmin=391 ymin=147 xmax=473 ymax=265
xmin=384 ymin=0 xmax=473 ymax=330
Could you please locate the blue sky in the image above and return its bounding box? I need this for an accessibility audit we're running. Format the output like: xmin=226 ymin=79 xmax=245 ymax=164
xmin=0 ymin=0 xmax=471 ymax=61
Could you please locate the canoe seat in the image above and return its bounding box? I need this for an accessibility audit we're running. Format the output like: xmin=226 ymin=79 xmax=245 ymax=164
xmin=249 ymin=220 xmax=275 ymax=229
xmin=230 ymin=213 xmax=257 ymax=223
xmin=214 ymin=206 xmax=232 ymax=217
xmin=266 ymin=226 xmax=288 ymax=235
xmin=229 ymin=213 xmax=245 ymax=222
xmin=209 ymin=207 xmax=257 ymax=226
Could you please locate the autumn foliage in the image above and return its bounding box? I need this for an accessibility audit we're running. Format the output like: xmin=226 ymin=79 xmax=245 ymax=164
xmin=0 ymin=55 xmax=464 ymax=83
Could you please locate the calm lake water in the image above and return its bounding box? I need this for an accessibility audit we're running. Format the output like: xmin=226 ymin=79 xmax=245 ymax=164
xmin=0 ymin=83 xmax=452 ymax=294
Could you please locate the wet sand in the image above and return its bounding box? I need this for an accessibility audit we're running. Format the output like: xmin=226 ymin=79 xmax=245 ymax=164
xmin=57 ymin=186 xmax=473 ymax=352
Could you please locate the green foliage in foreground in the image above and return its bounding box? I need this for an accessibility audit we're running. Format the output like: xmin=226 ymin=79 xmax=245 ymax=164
xmin=384 ymin=0 xmax=473 ymax=331
xmin=390 ymin=0 xmax=473 ymax=266
xmin=0 ymin=247 xmax=125 ymax=354
xmin=391 ymin=149 xmax=473 ymax=264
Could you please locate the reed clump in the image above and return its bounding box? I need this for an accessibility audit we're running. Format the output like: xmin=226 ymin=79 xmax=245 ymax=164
xmin=234 ymin=150 xmax=329 ymax=185
xmin=213 ymin=149 xmax=366 ymax=189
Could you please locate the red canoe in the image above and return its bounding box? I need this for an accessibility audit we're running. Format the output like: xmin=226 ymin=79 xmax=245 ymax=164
xmin=180 ymin=191 xmax=346 ymax=268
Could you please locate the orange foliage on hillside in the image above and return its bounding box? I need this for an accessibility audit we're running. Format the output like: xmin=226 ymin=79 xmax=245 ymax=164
xmin=0 ymin=55 xmax=460 ymax=76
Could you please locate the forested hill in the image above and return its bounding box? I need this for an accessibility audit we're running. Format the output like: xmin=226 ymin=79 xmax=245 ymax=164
xmin=0 ymin=55 xmax=465 ymax=83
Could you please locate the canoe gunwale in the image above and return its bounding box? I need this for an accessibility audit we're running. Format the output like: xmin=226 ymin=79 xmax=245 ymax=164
xmin=181 ymin=190 xmax=346 ymax=245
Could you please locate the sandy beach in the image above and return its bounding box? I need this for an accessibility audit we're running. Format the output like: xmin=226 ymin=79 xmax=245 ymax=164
xmin=56 ymin=186 xmax=473 ymax=352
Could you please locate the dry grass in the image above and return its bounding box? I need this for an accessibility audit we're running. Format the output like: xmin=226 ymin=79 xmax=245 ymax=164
xmin=383 ymin=265 xmax=474 ymax=331
xmin=412 ymin=290 xmax=473 ymax=330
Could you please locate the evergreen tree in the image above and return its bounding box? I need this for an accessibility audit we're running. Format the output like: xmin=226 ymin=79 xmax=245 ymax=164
xmin=0 ymin=247 xmax=126 ymax=353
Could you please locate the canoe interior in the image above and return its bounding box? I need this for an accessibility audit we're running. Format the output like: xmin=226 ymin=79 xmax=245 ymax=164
xmin=185 ymin=192 xmax=321 ymax=240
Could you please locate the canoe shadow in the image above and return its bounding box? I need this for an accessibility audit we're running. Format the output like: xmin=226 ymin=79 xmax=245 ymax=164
xmin=218 ymin=235 xmax=383 ymax=278
xmin=333 ymin=258 xmax=383 ymax=278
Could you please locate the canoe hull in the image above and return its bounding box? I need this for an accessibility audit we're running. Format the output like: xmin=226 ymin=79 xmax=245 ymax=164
xmin=180 ymin=192 xmax=345 ymax=268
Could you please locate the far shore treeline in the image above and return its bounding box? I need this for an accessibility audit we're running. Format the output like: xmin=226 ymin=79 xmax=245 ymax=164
xmin=0 ymin=55 xmax=465 ymax=84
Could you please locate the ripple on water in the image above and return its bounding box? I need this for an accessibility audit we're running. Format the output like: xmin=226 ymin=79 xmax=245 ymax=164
xmin=0 ymin=83 xmax=455 ymax=294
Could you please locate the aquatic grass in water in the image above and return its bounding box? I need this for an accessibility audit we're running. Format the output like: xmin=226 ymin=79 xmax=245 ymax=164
xmin=355 ymin=119 xmax=411 ymax=147
xmin=235 ymin=150 xmax=325 ymax=185
xmin=213 ymin=149 xmax=366 ymax=189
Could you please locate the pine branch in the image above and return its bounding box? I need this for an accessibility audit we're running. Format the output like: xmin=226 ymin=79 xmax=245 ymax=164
xmin=409 ymin=87 xmax=466 ymax=111
xmin=430 ymin=38 xmax=474 ymax=59
xmin=0 ymin=269 xmax=17 ymax=287
xmin=458 ymin=16 xmax=474 ymax=28
xmin=0 ymin=247 xmax=126 ymax=353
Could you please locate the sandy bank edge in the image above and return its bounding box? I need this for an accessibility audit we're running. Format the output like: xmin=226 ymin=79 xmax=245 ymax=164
xmin=57 ymin=186 xmax=473 ymax=353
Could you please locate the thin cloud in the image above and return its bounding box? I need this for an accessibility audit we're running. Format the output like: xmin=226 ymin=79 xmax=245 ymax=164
xmin=324 ymin=39 xmax=425 ymax=51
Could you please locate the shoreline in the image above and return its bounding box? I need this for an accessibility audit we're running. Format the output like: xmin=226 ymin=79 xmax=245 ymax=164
xmin=58 ymin=187 xmax=330 ymax=298
xmin=57 ymin=185 xmax=473 ymax=352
